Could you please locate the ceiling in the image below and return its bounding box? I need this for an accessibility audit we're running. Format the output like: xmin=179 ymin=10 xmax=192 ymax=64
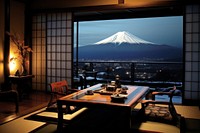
xmin=27 ymin=0 xmax=184 ymax=22
xmin=73 ymin=4 xmax=183 ymax=21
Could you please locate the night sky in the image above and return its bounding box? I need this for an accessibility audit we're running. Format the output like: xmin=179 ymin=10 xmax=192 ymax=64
xmin=74 ymin=16 xmax=183 ymax=48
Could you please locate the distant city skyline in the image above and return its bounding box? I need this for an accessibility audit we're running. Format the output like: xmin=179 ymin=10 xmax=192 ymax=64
xmin=74 ymin=16 xmax=183 ymax=48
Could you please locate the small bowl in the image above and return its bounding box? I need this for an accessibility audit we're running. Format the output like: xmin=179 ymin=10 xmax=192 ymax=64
xmin=86 ymin=90 xmax=93 ymax=95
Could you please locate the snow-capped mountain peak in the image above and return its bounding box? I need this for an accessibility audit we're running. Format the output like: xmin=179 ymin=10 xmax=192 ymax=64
xmin=95 ymin=31 xmax=155 ymax=45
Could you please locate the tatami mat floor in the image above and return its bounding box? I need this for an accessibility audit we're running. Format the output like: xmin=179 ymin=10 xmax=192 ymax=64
xmin=132 ymin=104 xmax=200 ymax=133
xmin=0 ymin=90 xmax=199 ymax=133
xmin=0 ymin=103 xmax=199 ymax=133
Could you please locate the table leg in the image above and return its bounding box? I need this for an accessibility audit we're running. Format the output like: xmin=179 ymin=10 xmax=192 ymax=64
xmin=115 ymin=107 xmax=132 ymax=131
xmin=124 ymin=108 xmax=132 ymax=131
xmin=57 ymin=101 xmax=63 ymax=132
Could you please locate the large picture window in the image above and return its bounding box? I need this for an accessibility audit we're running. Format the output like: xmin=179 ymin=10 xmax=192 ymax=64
xmin=74 ymin=16 xmax=183 ymax=85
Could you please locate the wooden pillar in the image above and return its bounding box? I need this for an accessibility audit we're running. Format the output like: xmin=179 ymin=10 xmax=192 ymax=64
xmin=4 ymin=0 xmax=10 ymax=82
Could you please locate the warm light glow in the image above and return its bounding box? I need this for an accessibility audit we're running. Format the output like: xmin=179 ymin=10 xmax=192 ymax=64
xmin=9 ymin=53 xmax=17 ymax=75
xmin=9 ymin=59 xmax=16 ymax=73
xmin=0 ymin=62 xmax=3 ymax=78
xmin=9 ymin=53 xmax=23 ymax=75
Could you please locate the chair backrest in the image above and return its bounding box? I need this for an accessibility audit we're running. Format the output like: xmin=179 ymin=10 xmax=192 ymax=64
xmin=168 ymin=86 xmax=179 ymax=123
xmin=50 ymin=80 xmax=69 ymax=95
xmin=169 ymin=86 xmax=177 ymax=103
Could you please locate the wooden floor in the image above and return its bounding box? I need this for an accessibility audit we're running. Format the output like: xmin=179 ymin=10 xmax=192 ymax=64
xmin=0 ymin=90 xmax=51 ymax=125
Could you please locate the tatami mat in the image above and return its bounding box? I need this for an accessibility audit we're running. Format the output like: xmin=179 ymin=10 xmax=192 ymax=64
xmin=0 ymin=105 xmax=199 ymax=133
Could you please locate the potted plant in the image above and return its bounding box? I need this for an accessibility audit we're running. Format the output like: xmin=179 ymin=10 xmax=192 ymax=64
xmin=6 ymin=31 xmax=33 ymax=76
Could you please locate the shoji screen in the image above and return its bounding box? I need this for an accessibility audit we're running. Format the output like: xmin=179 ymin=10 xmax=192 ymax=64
xmin=32 ymin=12 xmax=73 ymax=92
xmin=184 ymin=5 xmax=200 ymax=104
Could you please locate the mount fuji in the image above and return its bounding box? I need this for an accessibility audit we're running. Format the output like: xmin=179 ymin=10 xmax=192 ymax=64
xmin=76 ymin=31 xmax=182 ymax=61
xmin=95 ymin=31 xmax=155 ymax=45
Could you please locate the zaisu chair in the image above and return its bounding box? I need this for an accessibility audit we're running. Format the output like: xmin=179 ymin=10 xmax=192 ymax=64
xmin=141 ymin=86 xmax=183 ymax=127
xmin=47 ymin=80 xmax=80 ymax=113
xmin=26 ymin=80 xmax=88 ymax=125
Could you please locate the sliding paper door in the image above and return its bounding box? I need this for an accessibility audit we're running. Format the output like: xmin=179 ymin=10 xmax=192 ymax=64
xmin=32 ymin=12 xmax=73 ymax=92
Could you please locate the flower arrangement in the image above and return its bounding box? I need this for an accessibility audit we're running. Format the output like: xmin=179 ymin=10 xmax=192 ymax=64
xmin=6 ymin=31 xmax=33 ymax=75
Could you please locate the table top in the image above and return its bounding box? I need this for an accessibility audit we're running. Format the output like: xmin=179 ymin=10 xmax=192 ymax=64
xmin=58 ymin=84 xmax=149 ymax=108
xmin=9 ymin=75 xmax=35 ymax=79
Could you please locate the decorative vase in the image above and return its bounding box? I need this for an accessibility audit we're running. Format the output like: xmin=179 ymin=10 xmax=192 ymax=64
xmin=15 ymin=70 xmax=20 ymax=76
xmin=13 ymin=60 xmax=24 ymax=76
xmin=21 ymin=59 xmax=28 ymax=76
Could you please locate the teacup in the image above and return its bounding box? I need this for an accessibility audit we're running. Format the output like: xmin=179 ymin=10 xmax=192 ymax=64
xmin=111 ymin=81 xmax=116 ymax=86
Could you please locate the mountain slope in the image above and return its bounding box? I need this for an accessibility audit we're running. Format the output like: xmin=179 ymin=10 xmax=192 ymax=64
xmin=76 ymin=31 xmax=182 ymax=61
xmin=77 ymin=43 xmax=182 ymax=61
xmin=95 ymin=31 xmax=155 ymax=45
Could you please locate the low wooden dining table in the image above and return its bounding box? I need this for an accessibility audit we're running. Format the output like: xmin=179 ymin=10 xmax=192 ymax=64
xmin=57 ymin=83 xmax=150 ymax=132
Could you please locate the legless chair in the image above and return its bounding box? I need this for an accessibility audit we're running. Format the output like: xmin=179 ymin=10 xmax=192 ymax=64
xmin=141 ymin=86 xmax=182 ymax=127
xmin=47 ymin=80 xmax=79 ymax=113
xmin=27 ymin=80 xmax=87 ymax=125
